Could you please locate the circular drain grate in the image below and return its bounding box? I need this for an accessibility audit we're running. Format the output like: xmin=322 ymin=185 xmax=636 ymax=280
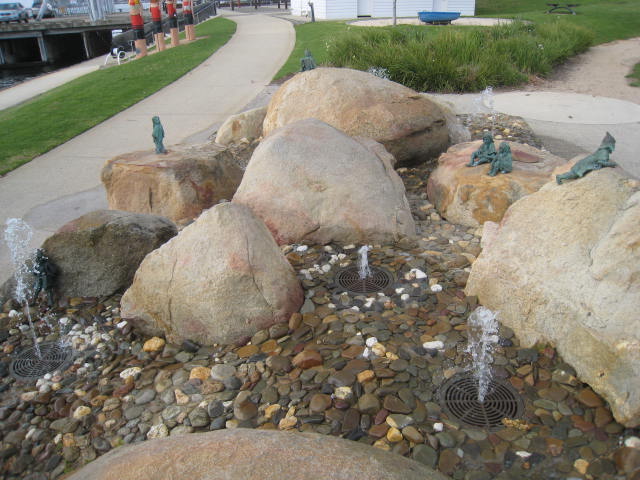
xmin=10 ymin=342 xmax=73 ymax=382
xmin=439 ymin=374 xmax=524 ymax=430
xmin=335 ymin=266 xmax=394 ymax=294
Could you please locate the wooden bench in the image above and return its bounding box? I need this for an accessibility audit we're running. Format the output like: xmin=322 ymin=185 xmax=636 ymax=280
xmin=546 ymin=3 xmax=580 ymax=14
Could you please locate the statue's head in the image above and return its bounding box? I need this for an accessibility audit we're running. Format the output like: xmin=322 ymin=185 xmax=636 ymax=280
xmin=482 ymin=132 xmax=493 ymax=144
xmin=600 ymin=132 xmax=616 ymax=153
xmin=304 ymin=49 xmax=311 ymax=57
xmin=152 ymin=116 xmax=161 ymax=125
xmin=499 ymin=142 xmax=511 ymax=153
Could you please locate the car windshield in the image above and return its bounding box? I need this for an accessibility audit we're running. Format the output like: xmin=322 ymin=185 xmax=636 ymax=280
xmin=0 ymin=3 xmax=21 ymax=9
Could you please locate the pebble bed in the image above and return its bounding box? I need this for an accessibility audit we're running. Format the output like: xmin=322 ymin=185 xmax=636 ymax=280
xmin=1 ymin=115 xmax=638 ymax=480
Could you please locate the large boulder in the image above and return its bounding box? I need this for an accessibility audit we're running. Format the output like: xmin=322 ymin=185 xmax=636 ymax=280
xmin=216 ymin=105 xmax=267 ymax=146
xmin=121 ymin=202 xmax=303 ymax=346
xmin=101 ymin=143 xmax=245 ymax=226
xmin=262 ymin=68 xmax=450 ymax=166
xmin=233 ymin=119 xmax=416 ymax=246
xmin=41 ymin=210 xmax=177 ymax=298
xmin=427 ymin=140 xmax=566 ymax=227
xmin=66 ymin=429 xmax=450 ymax=480
xmin=466 ymin=169 xmax=640 ymax=427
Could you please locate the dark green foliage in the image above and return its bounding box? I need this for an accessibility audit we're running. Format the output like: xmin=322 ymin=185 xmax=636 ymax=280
xmin=326 ymin=21 xmax=593 ymax=92
xmin=627 ymin=63 xmax=640 ymax=87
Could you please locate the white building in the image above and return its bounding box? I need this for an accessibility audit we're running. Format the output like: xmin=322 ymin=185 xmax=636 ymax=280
xmin=291 ymin=0 xmax=475 ymax=20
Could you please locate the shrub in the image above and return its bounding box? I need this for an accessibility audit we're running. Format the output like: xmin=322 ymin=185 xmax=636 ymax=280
xmin=326 ymin=21 xmax=593 ymax=92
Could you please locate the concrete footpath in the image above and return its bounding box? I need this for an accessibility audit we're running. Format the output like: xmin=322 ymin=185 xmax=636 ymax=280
xmin=0 ymin=11 xmax=295 ymax=285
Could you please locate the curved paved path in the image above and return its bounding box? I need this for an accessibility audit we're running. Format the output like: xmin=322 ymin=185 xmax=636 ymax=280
xmin=0 ymin=11 xmax=295 ymax=284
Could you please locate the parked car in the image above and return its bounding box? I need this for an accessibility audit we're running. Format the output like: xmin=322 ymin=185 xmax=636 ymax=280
xmin=0 ymin=2 xmax=30 ymax=22
xmin=31 ymin=0 xmax=57 ymax=17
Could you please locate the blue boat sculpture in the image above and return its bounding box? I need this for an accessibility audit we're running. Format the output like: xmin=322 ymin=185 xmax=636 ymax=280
xmin=418 ymin=11 xmax=461 ymax=24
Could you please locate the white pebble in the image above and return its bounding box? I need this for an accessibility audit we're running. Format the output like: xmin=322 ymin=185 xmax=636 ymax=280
xmin=323 ymin=246 xmax=334 ymax=252
xmin=362 ymin=347 xmax=371 ymax=359
xmin=147 ymin=424 xmax=169 ymax=439
xmin=350 ymin=306 xmax=360 ymax=312
xmin=8 ymin=310 xmax=19 ymax=318
xmin=343 ymin=244 xmax=355 ymax=250
xmin=516 ymin=451 xmax=532 ymax=459
xmin=410 ymin=268 xmax=427 ymax=279
xmin=430 ymin=284 xmax=443 ymax=292
xmin=54 ymin=433 xmax=62 ymax=444
xmin=321 ymin=264 xmax=331 ymax=273
xmin=119 ymin=367 xmax=142 ymax=379
xmin=337 ymin=253 xmax=347 ymax=260
xmin=400 ymin=294 xmax=410 ymax=301
xmin=433 ymin=422 xmax=444 ymax=432
xmin=365 ymin=337 xmax=378 ymax=348
xmin=295 ymin=245 xmax=308 ymax=252
xmin=18 ymin=325 xmax=30 ymax=333
xmin=395 ymin=288 xmax=405 ymax=294
xmin=423 ymin=340 xmax=445 ymax=350
xmin=625 ymin=436 xmax=640 ymax=448
xmin=117 ymin=320 xmax=128 ymax=329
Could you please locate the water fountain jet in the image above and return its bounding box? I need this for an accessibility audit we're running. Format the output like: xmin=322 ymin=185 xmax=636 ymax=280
xmin=465 ymin=306 xmax=500 ymax=403
xmin=357 ymin=245 xmax=372 ymax=279
xmin=4 ymin=218 xmax=41 ymax=359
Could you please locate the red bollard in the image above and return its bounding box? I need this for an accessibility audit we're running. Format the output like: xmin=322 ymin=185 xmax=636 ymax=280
xmin=129 ymin=0 xmax=147 ymax=57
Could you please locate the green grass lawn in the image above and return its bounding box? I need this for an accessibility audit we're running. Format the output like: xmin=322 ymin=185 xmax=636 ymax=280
xmin=274 ymin=21 xmax=351 ymax=79
xmin=476 ymin=0 xmax=640 ymax=44
xmin=627 ymin=63 xmax=640 ymax=87
xmin=0 ymin=17 xmax=236 ymax=176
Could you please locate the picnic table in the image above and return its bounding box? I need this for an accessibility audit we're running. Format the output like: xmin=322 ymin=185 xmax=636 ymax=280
xmin=546 ymin=3 xmax=579 ymax=14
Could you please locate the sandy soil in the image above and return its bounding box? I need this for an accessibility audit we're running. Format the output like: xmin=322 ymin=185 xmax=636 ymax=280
xmin=523 ymin=37 xmax=640 ymax=104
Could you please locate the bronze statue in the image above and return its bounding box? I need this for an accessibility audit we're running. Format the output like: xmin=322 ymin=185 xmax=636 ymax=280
xmin=301 ymin=49 xmax=317 ymax=72
xmin=488 ymin=142 xmax=513 ymax=177
xmin=556 ymin=132 xmax=617 ymax=184
xmin=32 ymin=249 xmax=58 ymax=307
xmin=152 ymin=116 xmax=167 ymax=154
xmin=467 ymin=132 xmax=496 ymax=167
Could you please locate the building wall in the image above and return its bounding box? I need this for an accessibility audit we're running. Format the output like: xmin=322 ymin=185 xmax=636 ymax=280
xmin=372 ymin=0 xmax=433 ymax=18
xmin=324 ymin=0 xmax=357 ymax=19
xmin=298 ymin=0 xmax=474 ymax=19
xmin=446 ymin=0 xmax=475 ymax=16
xmin=290 ymin=0 xmax=305 ymax=16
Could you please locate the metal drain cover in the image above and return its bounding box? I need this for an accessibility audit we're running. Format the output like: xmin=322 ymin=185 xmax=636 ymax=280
xmin=439 ymin=374 xmax=524 ymax=430
xmin=10 ymin=342 xmax=73 ymax=382
xmin=335 ymin=266 xmax=394 ymax=294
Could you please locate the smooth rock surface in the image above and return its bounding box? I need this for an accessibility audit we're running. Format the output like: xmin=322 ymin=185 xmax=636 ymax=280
xmin=101 ymin=143 xmax=245 ymax=226
xmin=427 ymin=140 xmax=566 ymax=227
xmin=216 ymin=106 xmax=267 ymax=146
xmin=466 ymin=168 xmax=640 ymax=426
xmin=41 ymin=210 xmax=176 ymax=298
xmin=66 ymin=429 xmax=450 ymax=480
xmin=233 ymin=119 xmax=415 ymax=245
xmin=121 ymin=202 xmax=303 ymax=346
xmin=263 ymin=68 xmax=449 ymax=166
